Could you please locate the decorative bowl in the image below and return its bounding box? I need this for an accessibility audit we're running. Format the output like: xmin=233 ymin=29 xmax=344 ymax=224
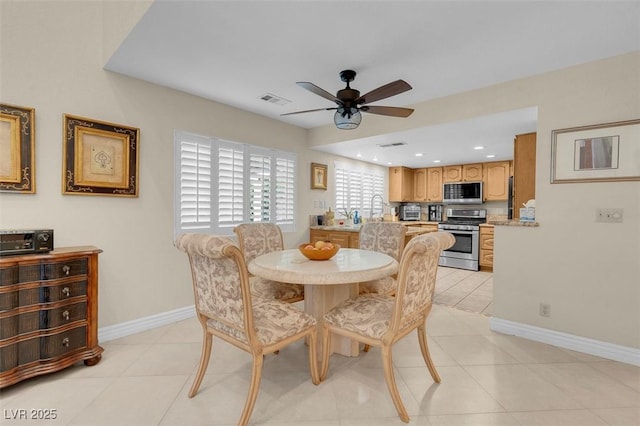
xmin=298 ymin=242 xmax=340 ymax=261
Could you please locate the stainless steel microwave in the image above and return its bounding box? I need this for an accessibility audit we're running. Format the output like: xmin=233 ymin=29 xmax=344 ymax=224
xmin=442 ymin=181 xmax=483 ymax=204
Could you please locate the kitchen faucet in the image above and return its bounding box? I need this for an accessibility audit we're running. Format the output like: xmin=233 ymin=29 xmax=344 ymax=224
xmin=370 ymin=194 xmax=385 ymax=221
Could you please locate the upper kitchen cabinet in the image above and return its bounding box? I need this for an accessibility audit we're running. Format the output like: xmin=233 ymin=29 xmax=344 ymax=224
xmin=443 ymin=165 xmax=462 ymax=182
xmin=463 ymin=163 xmax=483 ymax=181
xmin=443 ymin=163 xmax=483 ymax=182
xmin=389 ymin=166 xmax=414 ymax=202
xmin=426 ymin=167 xmax=443 ymax=202
xmin=413 ymin=168 xmax=427 ymax=201
xmin=513 ymin=132 xmax=536 ymax=218
xmin=483 ymin=161 xmax=511 ymax=201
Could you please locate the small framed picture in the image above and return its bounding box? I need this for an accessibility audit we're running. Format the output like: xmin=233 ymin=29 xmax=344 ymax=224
xmin=1 ymin=103 xmax=35 ymax=193
xmin=311 ymin=162 xmax=327 ymax=190
xmin=551 ymin=119 xmax=639 ymax=183
xmin=63 ymin=114 xmax=140 ymax=196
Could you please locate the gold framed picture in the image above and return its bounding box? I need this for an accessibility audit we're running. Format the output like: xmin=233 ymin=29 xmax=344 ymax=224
xmin=63 ymin=114 xmax=140 ymax=197
xmin=311 ymin=162 xmax=327 ymax=190
xmin=0 ymin=103 xmax=35 ymax=193
xmin=551 ymin=119 xmax=640 ymax=183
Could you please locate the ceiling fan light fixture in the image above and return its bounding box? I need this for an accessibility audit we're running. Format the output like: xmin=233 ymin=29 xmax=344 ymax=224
xmin=334 ymin=107 xmax=361 ymax=130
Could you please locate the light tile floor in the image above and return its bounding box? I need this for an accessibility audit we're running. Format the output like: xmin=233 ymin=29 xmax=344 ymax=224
xmin=2 ymin=302 xmax=639 ymax=425
xmin=434 ymin=267 xmax=493 ymax=316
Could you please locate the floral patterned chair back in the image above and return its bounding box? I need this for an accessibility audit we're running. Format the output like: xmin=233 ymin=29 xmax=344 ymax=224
xmin=234 ymin=223 xmax=304 ymax=303
xmin=358 ymin=222 xmax=406 ymax=261
xmin=234 ymin=223 xmax=284 ymax=265
xmin=176 ymin=234 xmax=251 ymax=342
xmin=358 ymin=222 xmax=406 ymax=296
xmin=391 ymin=231 xmax=455 ymax=335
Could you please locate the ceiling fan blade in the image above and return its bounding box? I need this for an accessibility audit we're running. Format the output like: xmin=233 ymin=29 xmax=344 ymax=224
xmin=361 ymin=105 xmax=414 ymax=117
xmin=355 ymin=80 xmax=412 ymax=105
xmin=281 ymin=107 xmax=337 ymax=116
xmin=297 ymin=82 xmax=340 ymax=103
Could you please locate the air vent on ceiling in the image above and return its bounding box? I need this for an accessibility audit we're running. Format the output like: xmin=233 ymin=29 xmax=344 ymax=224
xmin=259 ymin=93 xmax=291 ymax=107
xmin=377 ymin=142 xmax=407 ymax=148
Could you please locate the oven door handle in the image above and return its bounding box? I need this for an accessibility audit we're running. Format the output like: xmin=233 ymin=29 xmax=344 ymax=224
xmin=438 ymin=228 xmax=477 ymax=234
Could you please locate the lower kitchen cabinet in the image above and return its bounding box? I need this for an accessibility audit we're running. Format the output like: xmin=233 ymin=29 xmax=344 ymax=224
xmin=479 ymin=225 xmax=494 ymax=271
xmin=309 ymin=229 xmax=359 ymax=248
xmin=0 ymin=246 xmax=103 ymax=388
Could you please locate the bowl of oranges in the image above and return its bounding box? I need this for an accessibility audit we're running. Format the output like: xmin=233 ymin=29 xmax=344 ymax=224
xmin=298 ymin=241 xmax=340 ymax=260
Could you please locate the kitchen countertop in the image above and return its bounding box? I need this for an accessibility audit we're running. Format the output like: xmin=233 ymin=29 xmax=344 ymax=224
xmin=490 ymin=219 xmax=539 ymax=227
xmin=310 ymin=221 xmax=440 ymax=234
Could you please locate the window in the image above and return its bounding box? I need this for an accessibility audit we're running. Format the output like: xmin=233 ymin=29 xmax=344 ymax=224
xmin=174 ymin=131 xmax=296 ymax=237
xmin=334 ymin=161 xmax=385 ymax=219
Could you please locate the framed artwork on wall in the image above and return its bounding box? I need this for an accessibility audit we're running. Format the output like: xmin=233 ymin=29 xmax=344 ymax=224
xmin=311 ymin=162 xmax=327 ymax=190
xmin=0 ymin=103 xmax=35 ymax=193
xmin=551 ymin=119 xmax=640 ymax=183
xmin=63 ymin=114 xmax=140 ymax=197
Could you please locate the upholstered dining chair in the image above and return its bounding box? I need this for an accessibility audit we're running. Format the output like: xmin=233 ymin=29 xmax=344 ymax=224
xmin=234 ymin=223 xmax=304 ymax=303
xmin=320 ymin=231 xmax=455 ymax=423
xmin=358 ymin=221 xmax=406 ymax=296
xmin=175 ymin=234 xmax=320 ymax=426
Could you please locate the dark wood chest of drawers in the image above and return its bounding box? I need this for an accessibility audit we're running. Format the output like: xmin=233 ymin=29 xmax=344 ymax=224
xmin=0 ymin=246 xmax=103 ymax=388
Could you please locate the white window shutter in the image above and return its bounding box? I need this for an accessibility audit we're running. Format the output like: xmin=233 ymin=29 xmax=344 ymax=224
xmin=217 ymin=143 xmax=244 ymax=229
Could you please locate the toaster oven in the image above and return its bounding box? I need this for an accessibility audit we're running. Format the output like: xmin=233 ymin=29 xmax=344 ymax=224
xmin=399 ymin=204 xmax=420 ymax=221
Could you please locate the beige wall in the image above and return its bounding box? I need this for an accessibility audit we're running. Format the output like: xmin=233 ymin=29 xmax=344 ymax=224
xmin=1 ymin=1 xmax=638 ymax=351
xmin=0 ymin=1 xmax=386 ymax=327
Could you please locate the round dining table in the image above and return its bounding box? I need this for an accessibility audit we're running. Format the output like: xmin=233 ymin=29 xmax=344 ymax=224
xmin=248 ymin=248 xmax=398 ymax=357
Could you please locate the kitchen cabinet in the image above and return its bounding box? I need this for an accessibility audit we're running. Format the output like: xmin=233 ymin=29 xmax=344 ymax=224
xmin=483 ymin=161 xmax=511 ymax=201
xmin=479 ymin=225 xmax=494 ymax=271
xmin=389 ymin=167 xmax=414 ymax=202
xmin=426 ymin=167 xmax=443 ymax=202
xmin=0 ymin=247 xmax=103 ymax=388
xmin=513 ymin=132 xmax=536 ymax=219
xmin=413 ymin=168 xmax=427 ymax=201
xmin=443 ymin=163 xmax=482 ymax=182
xmin=463 ymin=163 xmax=483 ymax=181
xmin=309 ymin=229 xmax=359 ymax=248
xmin=443 ymin=165 xmax=462 ymax=182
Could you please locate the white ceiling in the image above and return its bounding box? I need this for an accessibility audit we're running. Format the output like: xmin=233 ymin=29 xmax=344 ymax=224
xmin=105 ymin=1 xmax=639 ymax=167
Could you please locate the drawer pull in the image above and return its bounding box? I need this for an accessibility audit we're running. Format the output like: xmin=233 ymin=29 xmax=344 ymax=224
xmin=62 ymin=337 xmax=70 ymax=347
xmin=62 ymin=265 xmax=70 ymax=276
xmin=62 ymin=287 xmax=70 ymax=297
xmin=62 ymin=310 xmax=70 ymax=321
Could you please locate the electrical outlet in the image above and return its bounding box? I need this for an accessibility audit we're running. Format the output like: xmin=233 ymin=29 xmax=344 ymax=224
xmin=596 ymin=208 xmax=623 ymax=223
xmin=539 ymin=303 xmax=551 ymax=317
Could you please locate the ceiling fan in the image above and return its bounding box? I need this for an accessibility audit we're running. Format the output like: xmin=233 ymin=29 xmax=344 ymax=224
xmin=282 ymin=70 xmax=414 ymax=130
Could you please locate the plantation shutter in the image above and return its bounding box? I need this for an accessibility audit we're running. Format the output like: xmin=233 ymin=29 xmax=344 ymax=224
xmin=176 ymin=132 xmax=211 ymax=233
xmin=275 ymin=153 xmax=296 ymax=232
xmin=334 ymin=162 xmax=385 ymax=219
xmin=248 ymin=149 xmax=271 ymax=223
xmin=217 ymin=141 xmax=244 ymax=229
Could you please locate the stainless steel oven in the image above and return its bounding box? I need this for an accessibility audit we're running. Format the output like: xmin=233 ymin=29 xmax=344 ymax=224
xmin=438 ymin=208 xmax=486 ymax=271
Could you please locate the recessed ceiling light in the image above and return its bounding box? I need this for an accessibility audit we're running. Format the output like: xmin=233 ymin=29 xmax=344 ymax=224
xmin=415 ymin=153 xmax=423 ymax=157
xmin=356 ymin=153 xmax=362 ymax=157
xmin=372 ymin=156 xmax=378 ymax=162
xmin=474 ymin=146 xmax=485 ymax=150
xmin=433 ymin=160 xmax=441 ymax=163
xmin=387 ymin=162 xmax=392 ymax=165
xmin=486 ymin=154 xmax=496 ymax=158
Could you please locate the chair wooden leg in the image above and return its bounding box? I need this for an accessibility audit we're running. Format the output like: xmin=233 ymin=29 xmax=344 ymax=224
xmin=417 ymin=324 xmax=441 ymax=383
xmin=238 ymin=353 xmax=264 ymax=426
xmin=189 ymin=330 xmax=213 ymax=398
xmin=319 ymin=324 xmax=332 ymax=381
xmin=381 ymin=344 xmax=410 ymax=423
xmin=307 ymin=328 xmax=320 ymax=385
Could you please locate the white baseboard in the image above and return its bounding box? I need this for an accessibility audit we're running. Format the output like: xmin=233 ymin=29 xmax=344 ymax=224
xmin=490 ymin=317 xmax=640 ymax=366
xmin=98 ymin=305 xmax=196 ymax=342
